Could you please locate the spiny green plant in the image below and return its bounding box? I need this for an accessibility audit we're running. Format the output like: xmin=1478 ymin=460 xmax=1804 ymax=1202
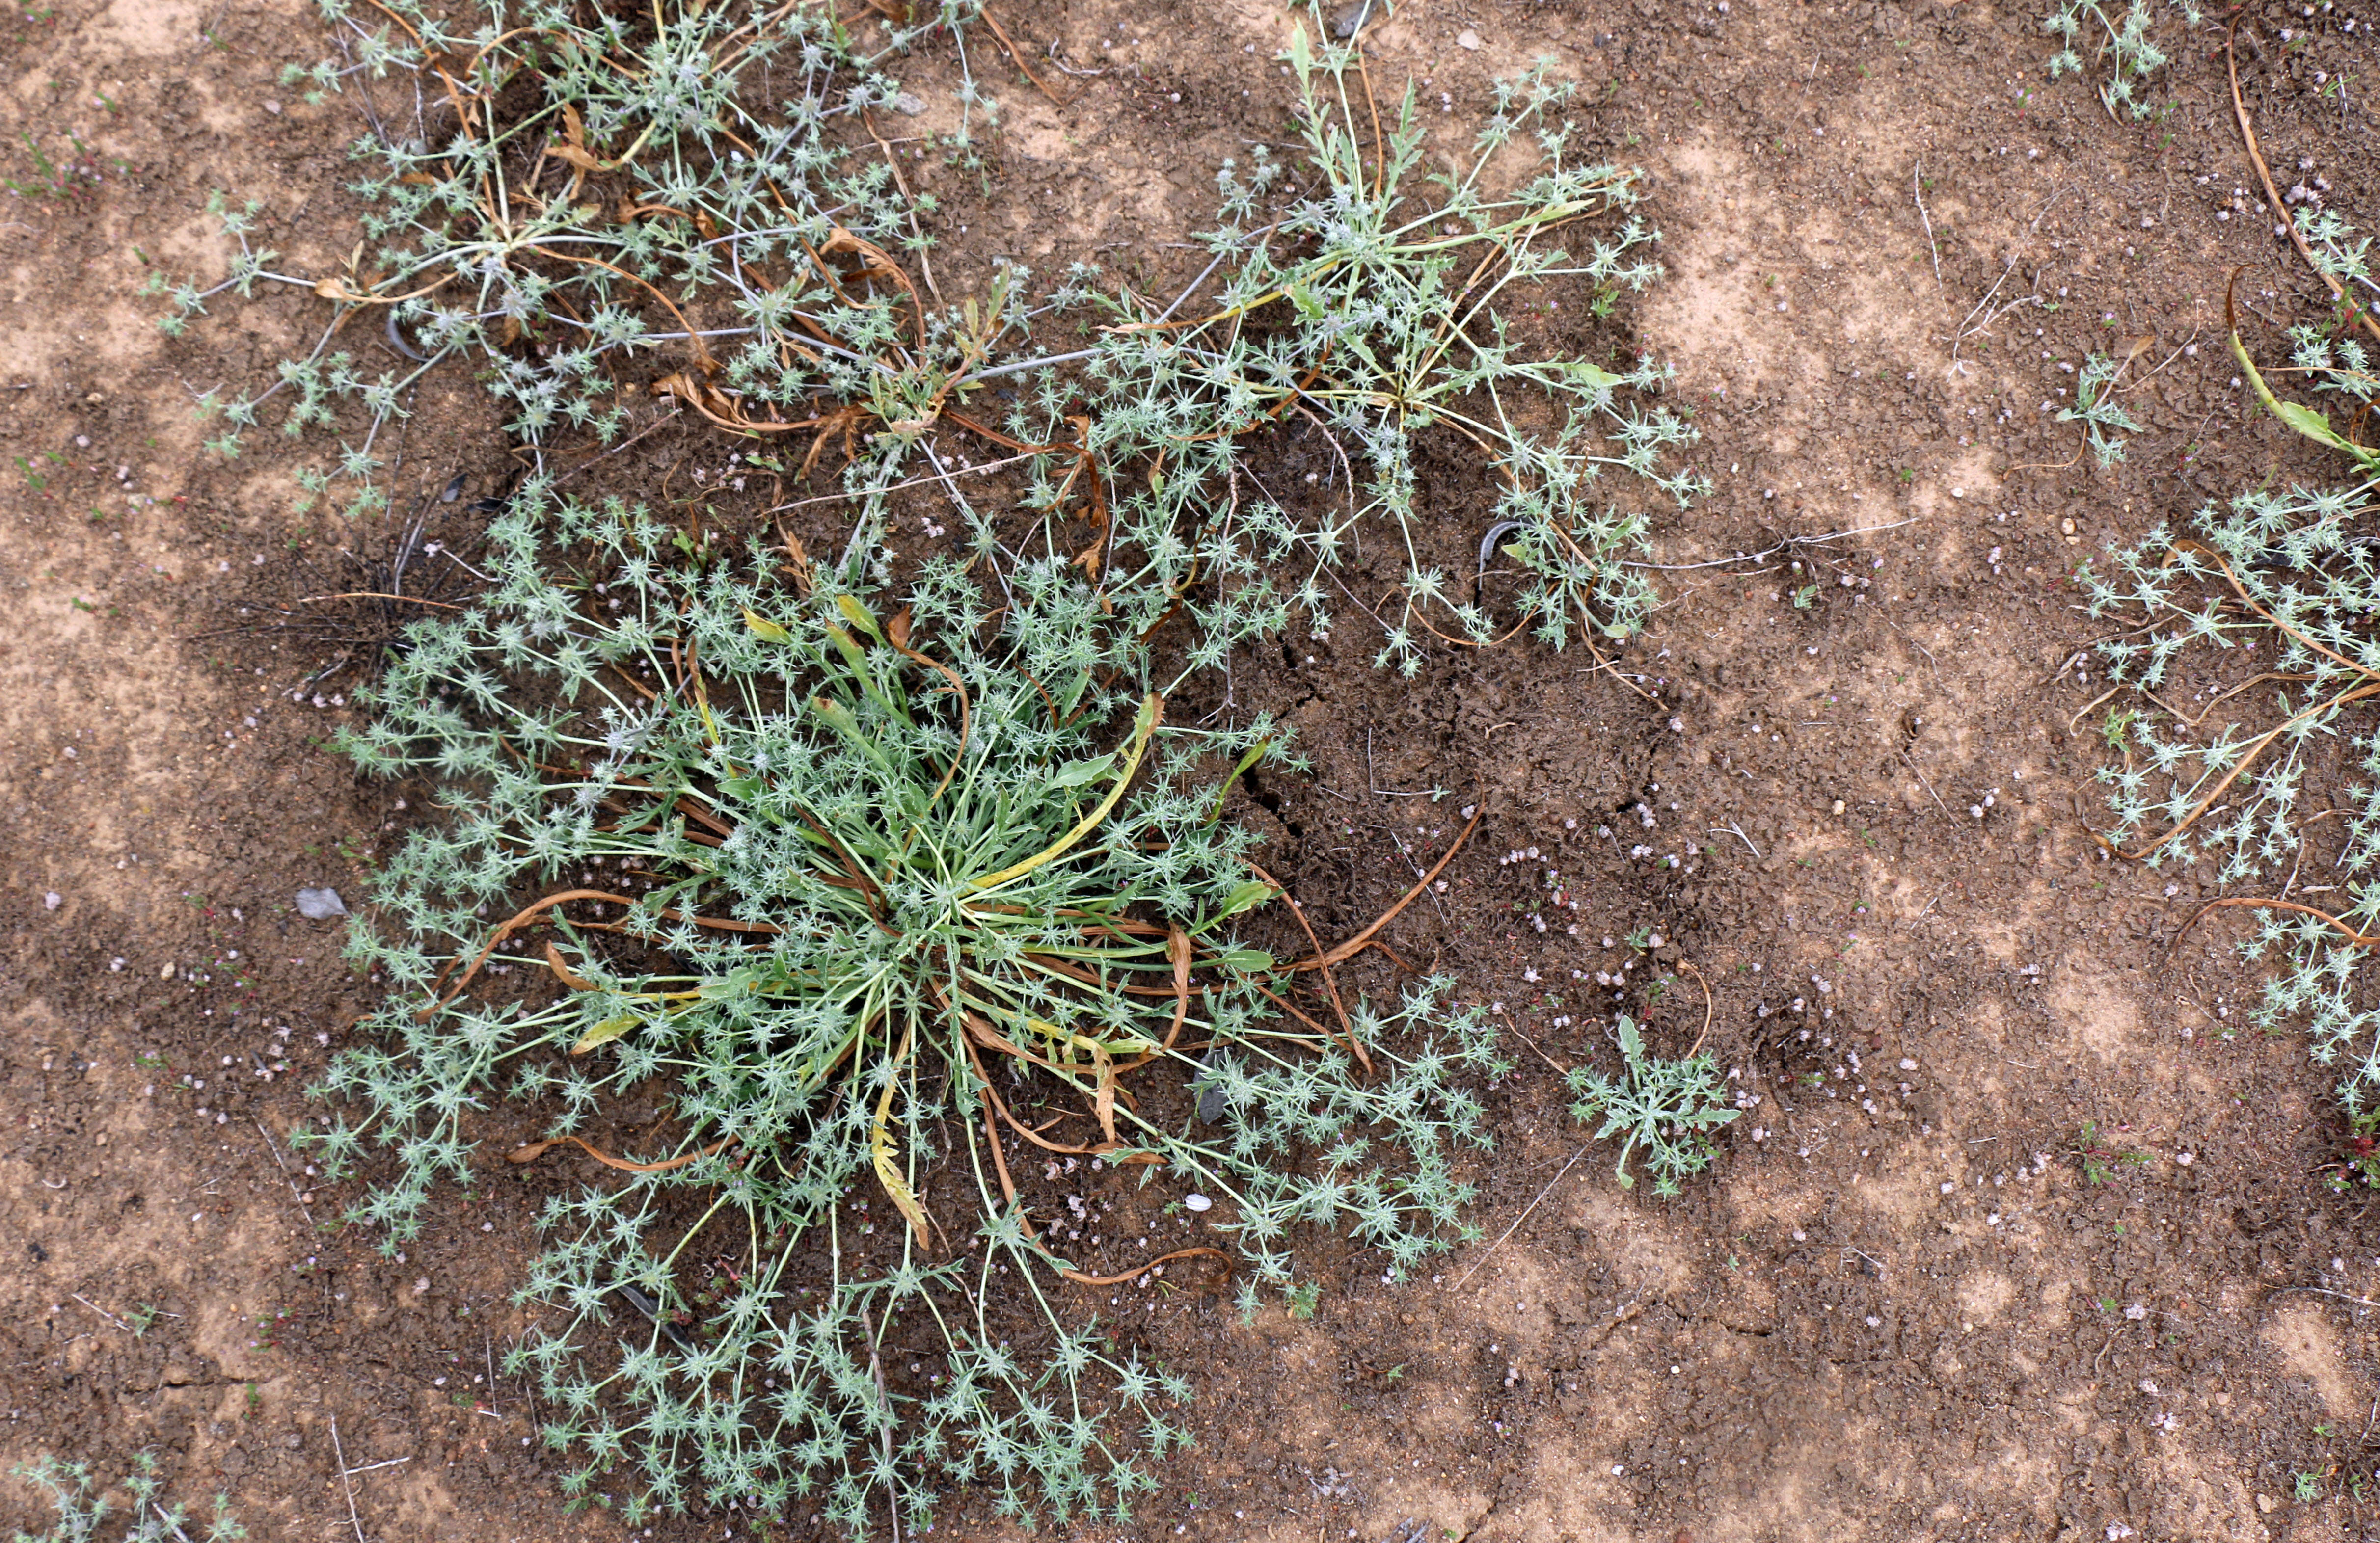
xmin=2043 ymin=0 xmax=2203 ymax=120
xmin=2082 ymin=231 xmax=2380 ymax=1122
xmin=300 ymin=486 xmax=1506 ymax=1528
xmin=9 ymin=1452 xmax=243 ymax=1543
xmin=1563 ymin=1013 xmax=1734 ymax=1196
xmin=151 ymin=0 xmax=1699 ymax=677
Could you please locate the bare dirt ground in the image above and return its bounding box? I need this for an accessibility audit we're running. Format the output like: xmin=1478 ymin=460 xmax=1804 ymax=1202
xmin=5 ymin=0 xmax=2380 ymax=1540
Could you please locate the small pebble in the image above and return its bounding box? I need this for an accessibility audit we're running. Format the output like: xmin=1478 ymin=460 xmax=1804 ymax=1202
xmin=43 ymin=891 xmax=62 ymax=911
xmin=1456 ymin=27 xmax=1482 ymax=49
xmin=1183 ymin=1193 xmax=1213 ymax=1213
xmin=296 ymin=887 xmax=348 ymax=920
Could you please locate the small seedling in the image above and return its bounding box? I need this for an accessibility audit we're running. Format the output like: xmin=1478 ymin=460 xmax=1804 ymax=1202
xmin=2056 ymin=352 xmax=2144 ymax=467
xmin=2072 ymin=1121 xmax=2148 ymax=1184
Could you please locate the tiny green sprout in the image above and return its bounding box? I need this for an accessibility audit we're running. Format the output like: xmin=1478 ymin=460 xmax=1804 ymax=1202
xmin=2296 ymin=1472 xmax=2323 ymax=1503
xmin=244 ymin=1382 xmax=261 ymax=1416
xmin=2101 ymin=705 xmax=2139 ymax=752
xmin=1383 ymin=1363 xmax=1407 ymax=1382
xmin=1287 ymin=1282 xmax=1323 ymax=1321
xmin=1793 ymin=584 xmax=1820 ymax=609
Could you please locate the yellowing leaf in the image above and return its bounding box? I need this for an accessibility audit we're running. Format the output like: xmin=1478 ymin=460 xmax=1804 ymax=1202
xmin=571 ymin=1012 xmax=640 ymax=1055
xmin=744 ymin=609 xmax=793 ymax=643
xmin=870 ymin=1025 xmax=930 ymax=1248
xmin=835 ymin=593 xmax=883 ymax=640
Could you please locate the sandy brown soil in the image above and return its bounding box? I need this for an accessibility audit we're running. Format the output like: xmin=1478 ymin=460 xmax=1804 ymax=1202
xmin=5 ymin=0 xmax=2380 ymax=1540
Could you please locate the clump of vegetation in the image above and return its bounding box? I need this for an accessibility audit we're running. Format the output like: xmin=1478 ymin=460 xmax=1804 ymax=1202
xmin=153 ymin=0 xmax=1725 ymax=1527
xmin=9 ymin=1453 xmax=242 ymax=1543
xmin=301 ymin=489 xmax=1506 ymax=1527
xmin=2043 ymin=0 xmax=2203 ymax=120
xmin=151 ymin=0 xmax=1699 ymax=675
xmin=1564 ymin=1013 xmax=1734 ymax=1195
xmin=2083 ymin=237 xmax=2380 ymax=1128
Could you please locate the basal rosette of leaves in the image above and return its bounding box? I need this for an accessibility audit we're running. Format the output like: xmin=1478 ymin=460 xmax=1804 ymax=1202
xmin=297 ymin=485 xmax=1505 ymax=1528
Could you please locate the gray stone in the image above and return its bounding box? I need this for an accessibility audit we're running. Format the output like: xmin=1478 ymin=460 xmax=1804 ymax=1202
xmin=1330 ymin=0 xmax=1382 ymax=39
xmin=295 ymin=887 xmax=347 ymax=921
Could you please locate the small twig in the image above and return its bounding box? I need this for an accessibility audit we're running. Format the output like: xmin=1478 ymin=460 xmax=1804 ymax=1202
xmin=2093 ymin=1321 xmax=2128 ymax=1376
xmin=292 ymin=591 xmax=462 ymax=610
xmin=1499 ymin=1015 xmax=1571 ymax=1077
xmin=1680 ymin=958 xmax=1715 ymax=1060
xmin=70 ymin=1294 xmax=132 ymax=1334
xmin=484 ymin=1329 xmax=499 ymax=1419
xmin=1840 ymin=1245 xmax=1887 ymax=1279
xmin=1713 ymin=820 xmax=1761 ymax=858
xmin=330 ymin=1416 xmax=368 ymax=1543
xmin=1901 ymin=750 xmax=1959 ymax=827
xmin=254 ymin=1117 xmax=316 ymax=1227
xmin=976 ymin=4 xmax=1068 ymax=105
xmin=341 ymin=1456 xmax=411 ymax=1477
xmin=546 ymin=407 xmax=682 ymax=492
xmin=1452 ymin=1146 xmax=1589 ymax=1290
xmin=148 ymin=1503 xmax=201 ymax=1543
xmin=1913 ymin=161 xmax=1943 ymax=290
xmin=2268 ymin=1285 xmax=2380 ymax=1311
xmin=1044 ymin=38 xmax=1104 ymax=77
xmin=1881 ymin=616 xmax=1939 ymax=672
xmin=2065 ymin=684 xmax=2123 ymax=737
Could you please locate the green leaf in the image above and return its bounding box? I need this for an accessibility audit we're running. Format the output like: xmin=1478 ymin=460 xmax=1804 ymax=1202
xmin=1285 ymin=19 xmax=1313 ymax=88
xmin=743 ymin=609 xmax=792 ymax=644
xmin=1209 ymin=881 xmax=1275 ymax=924
xmin=1214 ymin=949 xmax=1276 ymax=973
xmin=1050 ymin=751 xmax=1118 ymax=789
